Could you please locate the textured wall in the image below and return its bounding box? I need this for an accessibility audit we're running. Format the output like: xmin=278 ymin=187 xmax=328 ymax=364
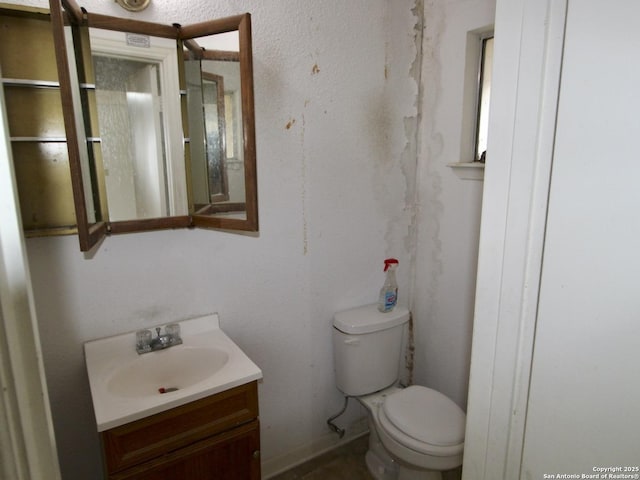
xmin=11 ymin=0 xmax=422 ymax=478
xmin=413 ymin=0 xmax=496 ymax=409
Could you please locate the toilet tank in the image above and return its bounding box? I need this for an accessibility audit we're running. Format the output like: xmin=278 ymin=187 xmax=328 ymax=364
xmin=333 ymin=304 xmax=410 ymax=396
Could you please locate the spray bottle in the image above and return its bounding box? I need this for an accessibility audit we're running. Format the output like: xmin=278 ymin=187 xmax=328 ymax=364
xmin=378 ymin=258 xmax=399 ymax=313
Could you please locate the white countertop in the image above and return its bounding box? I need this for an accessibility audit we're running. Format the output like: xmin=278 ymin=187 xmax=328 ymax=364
xmin=84 ymin=313 xmax=262 ymax=431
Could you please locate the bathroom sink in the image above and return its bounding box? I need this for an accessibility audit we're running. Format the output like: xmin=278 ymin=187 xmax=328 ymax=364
xmin=106 ymin=346 xmax=229 ymax=398
xmin=84 ymin=314 xmax=262 ymax=431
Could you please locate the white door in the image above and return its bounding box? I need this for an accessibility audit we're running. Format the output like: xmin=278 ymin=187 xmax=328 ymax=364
xmin=521 ymin=0 xmax=640 ymax=476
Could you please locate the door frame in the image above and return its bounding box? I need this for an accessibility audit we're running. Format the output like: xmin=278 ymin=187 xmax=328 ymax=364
xmin=0 ymin=65 xmax=62 ymax=480
xmin=462 ymin=1 xmax=568 ymax=478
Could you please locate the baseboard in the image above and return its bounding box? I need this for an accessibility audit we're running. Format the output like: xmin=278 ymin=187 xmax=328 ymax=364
xmin=261 ymin=417 xmax=369 ymax=479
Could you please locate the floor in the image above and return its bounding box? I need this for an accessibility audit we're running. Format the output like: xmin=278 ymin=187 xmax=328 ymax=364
xmin=269 ymin=435 xmax=463 ymax=480
xmin=270 ymin=435 xmax=373 ymax=480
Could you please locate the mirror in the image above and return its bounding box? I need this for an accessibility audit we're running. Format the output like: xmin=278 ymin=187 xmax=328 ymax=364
xmin=184 ymin=30 xmax=249 ymax=221
xmin=48 ymin=0 xmax=257 ymax=251
xmin=180 ymin=17 xmax=257 ymax=231
xmin=90 ymin=28 xmax=187 ymax=221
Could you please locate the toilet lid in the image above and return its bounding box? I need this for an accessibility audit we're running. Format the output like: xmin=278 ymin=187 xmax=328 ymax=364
xmin=383 ymin=386 xmax=465 ymax=447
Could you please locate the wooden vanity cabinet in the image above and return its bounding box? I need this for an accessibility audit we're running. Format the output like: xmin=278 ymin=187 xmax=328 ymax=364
xmin=100 ymin=381 xmax=260 ymax=480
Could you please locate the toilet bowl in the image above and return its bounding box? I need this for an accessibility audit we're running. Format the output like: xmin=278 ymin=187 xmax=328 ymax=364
xmin=360 ymin=386 xmax=465 ymax=480
xmin=332 ymin=304 xmax=466 ymax=480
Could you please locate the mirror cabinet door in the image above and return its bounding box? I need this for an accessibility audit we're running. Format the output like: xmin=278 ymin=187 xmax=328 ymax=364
xmin=50 ymin=1 xmax=257 ymax=251
xmin=50 ymin=0 xmax=108 ymax=250
xmin=182 ymin=14 xmax=258 ymax=232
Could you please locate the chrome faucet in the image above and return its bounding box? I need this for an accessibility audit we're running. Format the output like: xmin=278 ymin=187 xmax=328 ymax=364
xmin=136 ymin=324 xmax=182 ymax=354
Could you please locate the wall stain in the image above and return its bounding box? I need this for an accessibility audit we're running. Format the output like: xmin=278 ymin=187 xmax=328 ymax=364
xmin=285 ymin=118 xmax=296 ymax=129
xmin=300 ymin=113 xmax=308 ymax=255
xmin=405 ymin=311 xmax=415 ymax=384
xmin=311 ymin=63 xmax=320 ymax=75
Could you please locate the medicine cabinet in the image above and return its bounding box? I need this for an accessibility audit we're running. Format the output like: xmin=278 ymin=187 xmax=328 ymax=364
xmin=48 ymin=0 xmax=257 ymax=251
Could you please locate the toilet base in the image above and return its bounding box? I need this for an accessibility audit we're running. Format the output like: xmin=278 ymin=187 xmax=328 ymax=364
xmin=364 ymin=443 xmax=443 ymax=480
xmin=365 ymin=419 xmax=443 ymax=480
xmin=365 ymin=449 xmax=397 ymax=480
xmin=365 ymin=425 xmax=397 ymax=480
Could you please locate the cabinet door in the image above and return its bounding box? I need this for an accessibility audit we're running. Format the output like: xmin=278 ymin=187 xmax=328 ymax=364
xmin=110 ymin=420 xmax=260 ymax=480
xmin=102 ymin=381 xmax=259 ymax=473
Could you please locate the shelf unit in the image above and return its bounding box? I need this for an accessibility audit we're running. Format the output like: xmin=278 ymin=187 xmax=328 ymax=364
xmin=0 ymin=5 xmax=77 ymax=235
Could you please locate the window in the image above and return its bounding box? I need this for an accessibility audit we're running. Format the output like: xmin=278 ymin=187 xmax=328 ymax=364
xmin=475 ymin=35 xmax=494 ymax=163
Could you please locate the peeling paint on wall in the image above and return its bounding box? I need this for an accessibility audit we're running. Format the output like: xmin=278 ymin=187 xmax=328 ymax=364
xmin=376 ymin=0 xmax=425 ymax=311
xmin=420 ymin=0 xmax=446 ymax=321
xmin=398 ymin=1 xmax=424 ymax=380
xmin=368 ymin=0 xmax=424 ymax=267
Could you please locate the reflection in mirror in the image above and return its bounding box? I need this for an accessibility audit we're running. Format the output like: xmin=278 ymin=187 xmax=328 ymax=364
xmin=202 ymin=72 xmax=227 ymax=202
xmin=184 ymin=30 xmax=247 ymax=221
xmin=90 ymin=29 xmax=187 ymax=221
xmin=185 ymin=62 xmax=228 ymax=205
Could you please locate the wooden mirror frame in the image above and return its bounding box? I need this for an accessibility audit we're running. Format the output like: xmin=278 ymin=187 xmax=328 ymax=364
xmin=49 ymin=0 xmax=258 ymax=251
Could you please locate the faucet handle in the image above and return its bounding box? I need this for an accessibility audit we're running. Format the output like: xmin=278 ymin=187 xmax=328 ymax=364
xmin=136 ymin=329 xmax=151 ymax=345
xmin=165 ymin=323 xmax=181 ymax=340
xmin=135 ymin=329 xmax=152 ymax=353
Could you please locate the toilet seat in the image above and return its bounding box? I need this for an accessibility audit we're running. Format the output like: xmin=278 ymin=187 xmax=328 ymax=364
xmin=377 ymin=385 xmax=465 ymax=457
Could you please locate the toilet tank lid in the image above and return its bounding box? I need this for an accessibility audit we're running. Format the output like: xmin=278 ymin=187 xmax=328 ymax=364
xmin=333 ymin=304 xmax=410 ymax=334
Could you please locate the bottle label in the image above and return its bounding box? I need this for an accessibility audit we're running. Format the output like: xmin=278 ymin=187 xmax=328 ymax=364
xmin=384 ymin=290 xmax=397 ymax=310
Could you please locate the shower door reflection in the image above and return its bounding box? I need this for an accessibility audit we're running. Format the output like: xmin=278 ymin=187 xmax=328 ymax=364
xmin=94 ymin=56 xmax=168 ymax=220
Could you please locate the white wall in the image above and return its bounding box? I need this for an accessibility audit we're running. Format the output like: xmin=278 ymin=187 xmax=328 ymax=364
xmin=413 ymin=0 xmax=495 ymax=409
xmin=11 ymin=0 xmax=422 ymax=478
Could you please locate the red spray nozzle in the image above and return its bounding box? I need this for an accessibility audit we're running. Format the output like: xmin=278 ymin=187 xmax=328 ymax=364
xmin=383 ymin=258 xmax=399 ymax=272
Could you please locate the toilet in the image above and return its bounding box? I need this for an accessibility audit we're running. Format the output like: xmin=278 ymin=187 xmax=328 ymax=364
xmin=332 ymin=304 xmax=465 ymax=480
